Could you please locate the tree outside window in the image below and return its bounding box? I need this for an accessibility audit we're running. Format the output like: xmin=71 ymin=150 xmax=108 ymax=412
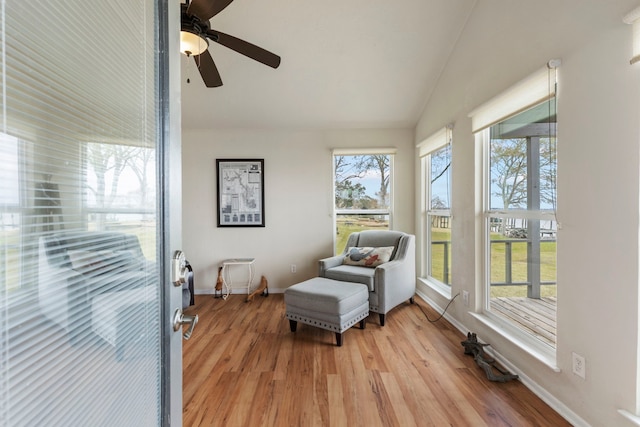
xmin=334 ymin=153 xmax=392 ymax=253
xmin=85 ymin=142 xmax=156 ymax=256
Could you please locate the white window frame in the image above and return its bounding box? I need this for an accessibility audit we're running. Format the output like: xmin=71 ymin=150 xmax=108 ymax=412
xmin=0 ymin=134 xmax=30 ymax=290
xmin=332 ymin=148 xmax=395 ymax=254
xmin=417 ymin=126 xmax=453 ymax=297
xmin=469 ymin=64 xmax=559 ymax=366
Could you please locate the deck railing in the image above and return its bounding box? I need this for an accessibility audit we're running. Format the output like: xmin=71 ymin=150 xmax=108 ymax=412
xmin=431 ymin=238 xmax=557 ymax=295
xmin=489 ymin=238 xmax=557 ymax=286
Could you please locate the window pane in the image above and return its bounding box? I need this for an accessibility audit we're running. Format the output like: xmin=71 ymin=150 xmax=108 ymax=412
xmin=1 ymin=0 xmax=162 ymax=425
xmin=428 ymin=214 xmax=451 ymax=285
xmin=488 ymin=217 xmax=557 ymax=346
xmin=430 ymin=145 xmax=451 ymax=210
xmin=336 ymin=213 xmax=389 ymax=253
xmin=485 ymin=97 xmax=557 ymax=348
xmin=335 ymin=155 xmax=390 ymax=210
xmin=489 ymin=218 xmax=557 ymax=296
xmin=422 ymin=139 xmax=452 ymax=288
xmin=334 ymin=154 xmax=392 ymax=254
xmin=0 ymin=134 xmax=19 ymax=205
xmin=85 ymin=142 xmax=156 ymax=209
xmin=489 ymin=99 xmax=556 ymax=211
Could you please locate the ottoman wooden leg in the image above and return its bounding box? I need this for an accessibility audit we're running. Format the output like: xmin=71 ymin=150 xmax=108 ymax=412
xmin=289 ymin=319 xmax=297 ymax=332
xmin=360 ymin=318 xmax=366 ymax=329
xmin=335 ymin=332 xmax=343 ymax=347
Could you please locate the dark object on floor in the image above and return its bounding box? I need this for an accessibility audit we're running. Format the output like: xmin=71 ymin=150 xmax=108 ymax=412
xmin=246 ymin=275 xmax=269 ymax=302
xmin=184 ymin=260 xmax=195 ymax=308
xmin=461 ymin=332 xmax=519 ymax=382
xmin=214 ymin=266 xmax=224 ymax=298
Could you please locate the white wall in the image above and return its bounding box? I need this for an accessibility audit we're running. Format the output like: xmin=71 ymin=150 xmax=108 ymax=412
xmin=415 ymin=1 xmax=640 ymax=426
xmin=182 ymin=128 xmax=414 ymax=294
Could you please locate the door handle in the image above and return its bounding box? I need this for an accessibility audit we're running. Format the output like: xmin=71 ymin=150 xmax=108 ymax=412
xmin=172 ymin=250 xmax=187 ymax=286
xmin=173 ymin=309 xmax=198 ymax=340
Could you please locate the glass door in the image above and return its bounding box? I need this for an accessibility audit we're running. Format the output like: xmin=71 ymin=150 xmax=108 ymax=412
xmin=0 ymin=0 xmax=184 ymax=425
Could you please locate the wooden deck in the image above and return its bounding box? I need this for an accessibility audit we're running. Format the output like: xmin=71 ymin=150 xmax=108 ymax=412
xmin=490 ymin=296 xmax=557 ymax=347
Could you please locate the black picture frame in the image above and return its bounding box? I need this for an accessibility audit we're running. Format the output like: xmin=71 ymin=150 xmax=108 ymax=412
xmin=216 ymin=159 xmax=265 ymax=227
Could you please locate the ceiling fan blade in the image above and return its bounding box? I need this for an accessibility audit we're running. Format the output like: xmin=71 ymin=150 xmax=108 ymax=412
xmin=207 ymin=29 xmax=281 ymax=69
xmin=187 ymin=0 xmax=234 ymax=22
xmin=193 ymin=50 xmax=223 ymax=87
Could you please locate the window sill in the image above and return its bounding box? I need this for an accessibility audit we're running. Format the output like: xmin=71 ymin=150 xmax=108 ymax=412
xmin=417 ymin=277 xmax=452 ymax=300
xmin=619 ymin=410 xmax=640 ymax=426
xmin=469 ymin=311 xmax=560 ymax=372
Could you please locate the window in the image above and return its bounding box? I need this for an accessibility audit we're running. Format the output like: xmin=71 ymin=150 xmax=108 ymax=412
xmin=418 ymin=127 xmax=452 ymax=291
xmin=333 ymin=150 xmax=394 ymax=253
xmin=472 ymin=65 xmax=558 ymax=349
xmin=84 ymin=141 xmax=156 ymax=257
xmin=0 ymin=134 xmax=22 ymax=292
xmin=1 ymin=1 xmax=163 ymax=424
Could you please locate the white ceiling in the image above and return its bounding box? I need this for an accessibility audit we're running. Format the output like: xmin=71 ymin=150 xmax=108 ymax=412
xmin=180 ymin=0 xmax=477 ymax=130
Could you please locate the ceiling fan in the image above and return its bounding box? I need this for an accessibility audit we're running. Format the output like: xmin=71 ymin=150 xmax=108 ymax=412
xmin=180 ymin=0 xmax=281 ymax=87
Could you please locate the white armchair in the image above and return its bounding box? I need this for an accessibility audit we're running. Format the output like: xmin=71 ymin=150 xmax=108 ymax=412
xmin=319 ymin=230 xmax=416 ymax=326
xmin=38 ymin=231 xmax=153 ymax=342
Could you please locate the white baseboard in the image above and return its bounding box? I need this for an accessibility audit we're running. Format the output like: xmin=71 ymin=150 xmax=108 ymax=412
xmin=194 ymin=288 xmax=286 ymax=295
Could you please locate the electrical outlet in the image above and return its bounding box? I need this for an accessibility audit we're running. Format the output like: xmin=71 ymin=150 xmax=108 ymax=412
xmin=462 ymin=291 xmax=469 ymax=306
xmin=572 ymin=352 xmax=586 ymax=379
xmin=290 ymin=264 xmax=296 ymax=274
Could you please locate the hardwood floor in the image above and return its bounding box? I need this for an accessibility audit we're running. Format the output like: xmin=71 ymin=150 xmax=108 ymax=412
xmin=182 ymin=294 xmax=570 ymax=427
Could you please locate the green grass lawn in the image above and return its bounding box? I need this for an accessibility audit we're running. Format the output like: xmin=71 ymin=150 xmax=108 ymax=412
xmin=488 ymin=232 xmax=557 ymax=297
xmin=335 ymin=218 xmax=388 ymax=253
xmin=430 ymin=229 xmax=452 ymax=284
xmin=336 ymin=222 xmax=557 ymax=299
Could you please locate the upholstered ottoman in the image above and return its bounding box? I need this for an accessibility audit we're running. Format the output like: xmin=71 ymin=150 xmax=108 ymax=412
xmin=284 ymin=277 xmax=369 ymax=346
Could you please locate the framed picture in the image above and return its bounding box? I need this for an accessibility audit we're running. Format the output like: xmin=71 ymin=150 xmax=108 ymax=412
xmin=216 ymin=159 xmax=265 ymax=227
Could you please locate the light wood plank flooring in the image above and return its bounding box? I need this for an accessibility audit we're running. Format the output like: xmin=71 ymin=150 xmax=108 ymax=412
xmin=183 ymin=294 xmax=570 ymax=427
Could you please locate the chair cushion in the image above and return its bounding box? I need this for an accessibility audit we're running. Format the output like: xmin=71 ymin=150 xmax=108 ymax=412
xmin=354 ymin=231 xmax=404 ymax=259
xmin=323 ymin=265 xmax=376 ymax=291
xmin=343 ymin=246 xmax=393 ymax=267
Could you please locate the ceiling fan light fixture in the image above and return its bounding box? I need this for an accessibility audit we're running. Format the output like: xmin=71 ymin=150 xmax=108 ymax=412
xmin=180 ymin=31 xmax=208 ymax=56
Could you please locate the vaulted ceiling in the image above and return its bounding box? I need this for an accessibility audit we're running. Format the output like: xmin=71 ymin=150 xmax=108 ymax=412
xmin=180 ymin=0 xmax=477 ymax=130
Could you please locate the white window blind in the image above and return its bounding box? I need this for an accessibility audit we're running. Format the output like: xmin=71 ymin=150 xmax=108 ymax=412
xmin=332 ymin=147 xmax=397 ymax=156
xmin=417 ymin=126 xmax=451 ymax=158
xmin=624 ymin=6 xmax=640 ymax=65
xmin=0 ymin=1 xmax=162 ymax=426
xmin=469 ymin=64 xmax=559 ymax=133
